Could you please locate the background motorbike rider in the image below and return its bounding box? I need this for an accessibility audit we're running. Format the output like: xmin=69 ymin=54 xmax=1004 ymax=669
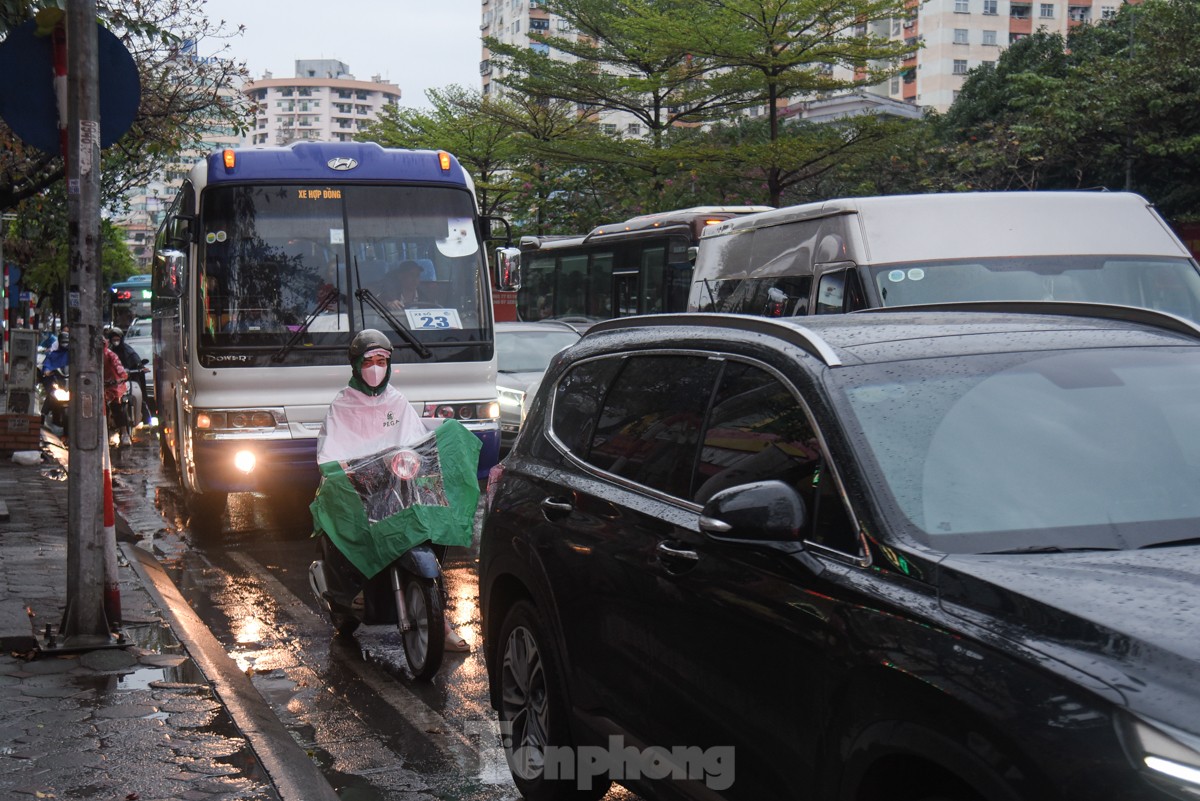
xmin=106 ymin=326 xmax=150 ymax=424
xmin=313 ymin=329 xmax=471 ymax=651
xmin=40 ymin=327 xmax=70 ymax=419
xmin=103 ymin=336 xmax=131 ymax=446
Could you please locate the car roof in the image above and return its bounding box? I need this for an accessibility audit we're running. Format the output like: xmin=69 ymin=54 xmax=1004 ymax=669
xmin=582 ymin=303 xmax=1200 ymax=368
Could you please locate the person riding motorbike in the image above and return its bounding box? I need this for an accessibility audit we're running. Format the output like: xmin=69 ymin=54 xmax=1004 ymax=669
xmin=313 ymin=329 xmax=471 ymax=651
xmin=106 ymin=326 xmax=151 ymax=424
xmin=103 ymin=337 xmax=131 ymax=447
xmin=40 ymin=328 xmax=70 ymax=422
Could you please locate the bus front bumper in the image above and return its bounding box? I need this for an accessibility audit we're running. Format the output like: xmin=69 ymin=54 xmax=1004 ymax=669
xmin=193 ymin=423 xmax=500 ymax=494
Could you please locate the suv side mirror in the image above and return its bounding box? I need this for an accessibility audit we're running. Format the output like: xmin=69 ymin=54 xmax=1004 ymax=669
xmin=699 ymin=480 xmax=806 ymax=543
xmin=495 ymin=247 xmax=522 ymax=292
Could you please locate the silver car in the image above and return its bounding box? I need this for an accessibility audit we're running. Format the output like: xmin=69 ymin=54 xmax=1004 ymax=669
xmin=496 ymin=320 xmax=580 ymax=451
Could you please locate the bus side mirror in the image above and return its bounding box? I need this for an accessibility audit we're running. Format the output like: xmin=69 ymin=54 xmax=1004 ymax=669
xmin=495 ymin=247 xmax=522 ymax=292
xmin=169 ymin=214 xmax=194 ymax=248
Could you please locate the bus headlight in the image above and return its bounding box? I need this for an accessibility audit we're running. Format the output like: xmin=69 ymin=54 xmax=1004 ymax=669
xmin=420 ymin=401 xmax=501 ymax=421
xmin=233 ymin=450 xmax=256 ymax=474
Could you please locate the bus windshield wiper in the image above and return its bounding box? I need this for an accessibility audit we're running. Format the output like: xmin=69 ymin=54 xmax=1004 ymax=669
xmin=354 ymin=287 xmax=433 ymax=359
xmin=272 ymin=285 xmax=339 ymax=363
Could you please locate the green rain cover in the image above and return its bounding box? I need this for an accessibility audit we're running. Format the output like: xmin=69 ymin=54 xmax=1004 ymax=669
xmin=310 ymin=420 xmax=481 ymax=579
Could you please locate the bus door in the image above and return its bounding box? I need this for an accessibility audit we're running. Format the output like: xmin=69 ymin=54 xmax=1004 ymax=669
xmin=614 ymin=269 xmax=639 ymax=316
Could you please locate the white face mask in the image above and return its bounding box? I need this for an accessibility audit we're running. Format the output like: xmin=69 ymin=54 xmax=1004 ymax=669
xmin=362 ymin=364 xmax=388 ymax=387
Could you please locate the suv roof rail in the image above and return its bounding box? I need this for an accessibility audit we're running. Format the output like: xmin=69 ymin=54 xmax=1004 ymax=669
xmin=867 ymin=301 xmax=1200 ymax=341
xmin=586 ymin=313 xmax=843 ymax=367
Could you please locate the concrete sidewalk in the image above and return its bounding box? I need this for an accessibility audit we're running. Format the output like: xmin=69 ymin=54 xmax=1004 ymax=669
xmin=0 ymin=434 xmax=339 ymax=801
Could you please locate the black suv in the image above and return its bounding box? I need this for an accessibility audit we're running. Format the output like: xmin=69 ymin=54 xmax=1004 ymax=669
xmin=481 ymin=305 xmax=1200 ymax=801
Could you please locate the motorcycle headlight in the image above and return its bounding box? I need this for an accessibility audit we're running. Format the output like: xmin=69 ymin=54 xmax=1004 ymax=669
xmin=1124 ymin=716 xmax=1200 ymax=796
xmin=52 ymin=388 xmax=70 ymax=402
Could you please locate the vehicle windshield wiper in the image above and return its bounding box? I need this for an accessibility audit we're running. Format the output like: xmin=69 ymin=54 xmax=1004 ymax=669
xmin=983 ymin=545 xmax=1119 ymax=554
xmin=354 ymin=287 xmax=433 ymax=360
xmin=1139 ymin=537 xmax=1200 ymax=549
xmin=272 ymin=285 xmax=339 ymax=363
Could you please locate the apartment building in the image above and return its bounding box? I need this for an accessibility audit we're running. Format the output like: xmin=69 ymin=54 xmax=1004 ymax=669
xmin=885 ymin=0 xmax=1120 ymax=111
xmin=243 ymin=59 xmax=402 ymax=146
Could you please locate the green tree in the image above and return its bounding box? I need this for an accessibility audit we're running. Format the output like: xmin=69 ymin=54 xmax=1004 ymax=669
xmin=359 ymin=86 xmax=522 ymax=221
xmin=1 ymin=0 xmax=249 ymax=211
xmin=668 ymin=0 xmax=913 ymax=205
xmin=940 ymin=0 xmax=1200 ymax=219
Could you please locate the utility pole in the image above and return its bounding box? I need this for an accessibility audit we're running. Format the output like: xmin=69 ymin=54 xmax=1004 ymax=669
xmin=59 ymin=0 xmax=110 ymax=644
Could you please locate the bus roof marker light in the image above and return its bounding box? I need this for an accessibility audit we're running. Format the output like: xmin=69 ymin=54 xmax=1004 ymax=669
xmin=222 ymin=149 xmax=236 ymax=171
xmin=437 ymin=150 xmax=452 ymax=172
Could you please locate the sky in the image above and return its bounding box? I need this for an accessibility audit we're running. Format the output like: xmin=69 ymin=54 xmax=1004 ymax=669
xmin=196 ymin=0 xmax=484 ymax=109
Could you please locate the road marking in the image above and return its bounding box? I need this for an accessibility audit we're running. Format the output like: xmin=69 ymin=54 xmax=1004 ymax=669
xmin=226 ymin=551 xmax=480 ymax=771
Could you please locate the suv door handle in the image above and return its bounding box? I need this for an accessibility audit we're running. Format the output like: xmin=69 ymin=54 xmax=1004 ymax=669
xmin=540 ymin=497 xmax=573 ymax=520
xmin=656 ymin=541 xmax=699 ymax=564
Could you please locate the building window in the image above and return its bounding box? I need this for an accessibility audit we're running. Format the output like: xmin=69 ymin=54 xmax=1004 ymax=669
xmin=1011 ymin=3 xmax=1030 ymax=18
xmin=1068 ymin=5 xmax=1090 ymax=21
xmin=1040 ymin=3 xmax=1054 ymax=16
xmin=954 ymin=28 xmax=969 ymax=44
xmin=953 ymin=90 xmax=961 ymax=103
xmin=982 ymin=29 xmax=997 ymax=45
xmin=530 ymin=17 xmax=549 ymax=30
xmin=953 ymin=59 xmax=968 ymax=75
xmin=600 ymin=123 xmax=617 ymax=134
xmin=892 ymin=17 xmax=901 ymax=35
xmin=954 ymin=0 xmax=969 ymax=11
xmin=982 ymin=60 xmax=995 ymax=69
xmin=557 ymin=18 xmax=571 ymax=30
xmin=626 ymin=123 xmax=641 ymax=136
xmin=890 ymin=76 xmax=901 ymax=93
xmin=1101 ymin=5 xmax=1117 ymax=18
xmin=983 ymin=0 xmax=998 ymax=13
xmin=513 ymin=19 xmax=520 ymax=32
xmin=1010 ymin=32 xmax=1027 ymax=43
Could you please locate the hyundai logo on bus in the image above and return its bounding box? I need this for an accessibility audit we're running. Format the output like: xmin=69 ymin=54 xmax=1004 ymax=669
xmin=327 ymin=157 xmax=359 ymax=171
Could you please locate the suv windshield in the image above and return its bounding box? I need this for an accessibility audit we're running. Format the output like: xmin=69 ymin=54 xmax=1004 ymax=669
xmin=197 ymin=184 xmax=488 ymax=365
xmin=833 ymin=347 xmax=1200 ymax=553
xmin=870 ymin=256 xmax=1200 ymax=322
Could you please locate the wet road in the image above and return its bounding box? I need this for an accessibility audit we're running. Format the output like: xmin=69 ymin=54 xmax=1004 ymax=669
xmin=109 ymin=429 xmax=639 ymax=801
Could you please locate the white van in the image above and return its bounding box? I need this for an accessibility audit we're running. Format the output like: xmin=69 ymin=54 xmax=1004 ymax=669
xmin=687 ymin=191 xmax=1200 ymax=321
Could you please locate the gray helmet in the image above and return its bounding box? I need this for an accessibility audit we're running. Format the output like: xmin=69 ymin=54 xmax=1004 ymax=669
xmin=348 ymin=329 xmax=392 ymax=363
xmin=107 ymin=326 xmax=124 ymax=339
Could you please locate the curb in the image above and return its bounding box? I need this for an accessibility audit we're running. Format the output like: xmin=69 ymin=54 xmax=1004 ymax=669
xmin=121 ymin=541 xmax=341 ymax=801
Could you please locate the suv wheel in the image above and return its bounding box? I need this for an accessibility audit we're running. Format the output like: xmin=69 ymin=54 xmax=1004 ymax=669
xmin=498 ymin=600 xmax=611 ymax=801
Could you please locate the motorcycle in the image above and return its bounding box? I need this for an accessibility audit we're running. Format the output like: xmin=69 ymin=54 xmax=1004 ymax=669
xmin=107 ymin=362 xmax=147 ymax=457
xmin=304 ymin=438 xmax=472 ymax=681
xmin=40 ymin=367 xmax=70 ymax=435
xmin=309 ymin=541 xmax=446 ymax=680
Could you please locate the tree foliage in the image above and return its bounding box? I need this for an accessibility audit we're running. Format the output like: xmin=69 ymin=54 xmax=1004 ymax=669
xmin=937 ymin=0 xmax=1200 ymax=219
xmin=0 ymin=0 xmax=248 ymax=301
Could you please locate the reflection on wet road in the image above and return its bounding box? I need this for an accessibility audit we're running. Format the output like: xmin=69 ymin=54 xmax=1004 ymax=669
xmin=109 ymin=430 xmax=639 ymax=801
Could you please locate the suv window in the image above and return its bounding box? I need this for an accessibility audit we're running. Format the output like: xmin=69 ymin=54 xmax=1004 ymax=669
xmin=551 ymin=357 xmax=622 ymax=456
xmin=696 ymin=361 xmax=859 ymax=554
xmin=588 ymin=354 xmax=721 ymax=496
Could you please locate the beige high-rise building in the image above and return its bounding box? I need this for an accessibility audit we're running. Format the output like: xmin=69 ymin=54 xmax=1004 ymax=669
xmin=244 ymin=59 xmax=401 ymax=146
xmin=880 ymin=0 xmax=1115 ymax=112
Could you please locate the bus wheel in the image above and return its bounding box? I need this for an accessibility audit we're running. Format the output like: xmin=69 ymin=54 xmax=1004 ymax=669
xmin=187 ymin=491 xmax=227 ymax=539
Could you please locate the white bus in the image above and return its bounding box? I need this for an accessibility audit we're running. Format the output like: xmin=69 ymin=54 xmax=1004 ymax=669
xmin=152 ymin=143 xmax=501 ymax=527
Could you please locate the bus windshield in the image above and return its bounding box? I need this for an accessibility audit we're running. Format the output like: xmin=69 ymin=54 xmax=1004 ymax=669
xmin=198 ymin=184 xmax=488 ymax=364
xmin=870 ymin=255 xmax=1200 ymax=321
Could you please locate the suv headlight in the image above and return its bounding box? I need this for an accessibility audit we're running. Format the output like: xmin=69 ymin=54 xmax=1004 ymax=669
xmin=1124 ymin=717 xmax=1200 ymax=796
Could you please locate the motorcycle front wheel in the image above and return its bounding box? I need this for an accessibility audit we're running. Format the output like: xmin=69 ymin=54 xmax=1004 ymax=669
xmin=396 ymin=571 xmax=444 ymax=680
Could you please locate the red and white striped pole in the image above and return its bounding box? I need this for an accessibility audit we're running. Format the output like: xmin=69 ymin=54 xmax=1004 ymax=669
xmin=101 ymin=420 xmax=122 ymax=630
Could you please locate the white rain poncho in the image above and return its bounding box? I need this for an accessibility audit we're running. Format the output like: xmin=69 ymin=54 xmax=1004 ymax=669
xmin=316 ymin=384 xmax=428 ymax=465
